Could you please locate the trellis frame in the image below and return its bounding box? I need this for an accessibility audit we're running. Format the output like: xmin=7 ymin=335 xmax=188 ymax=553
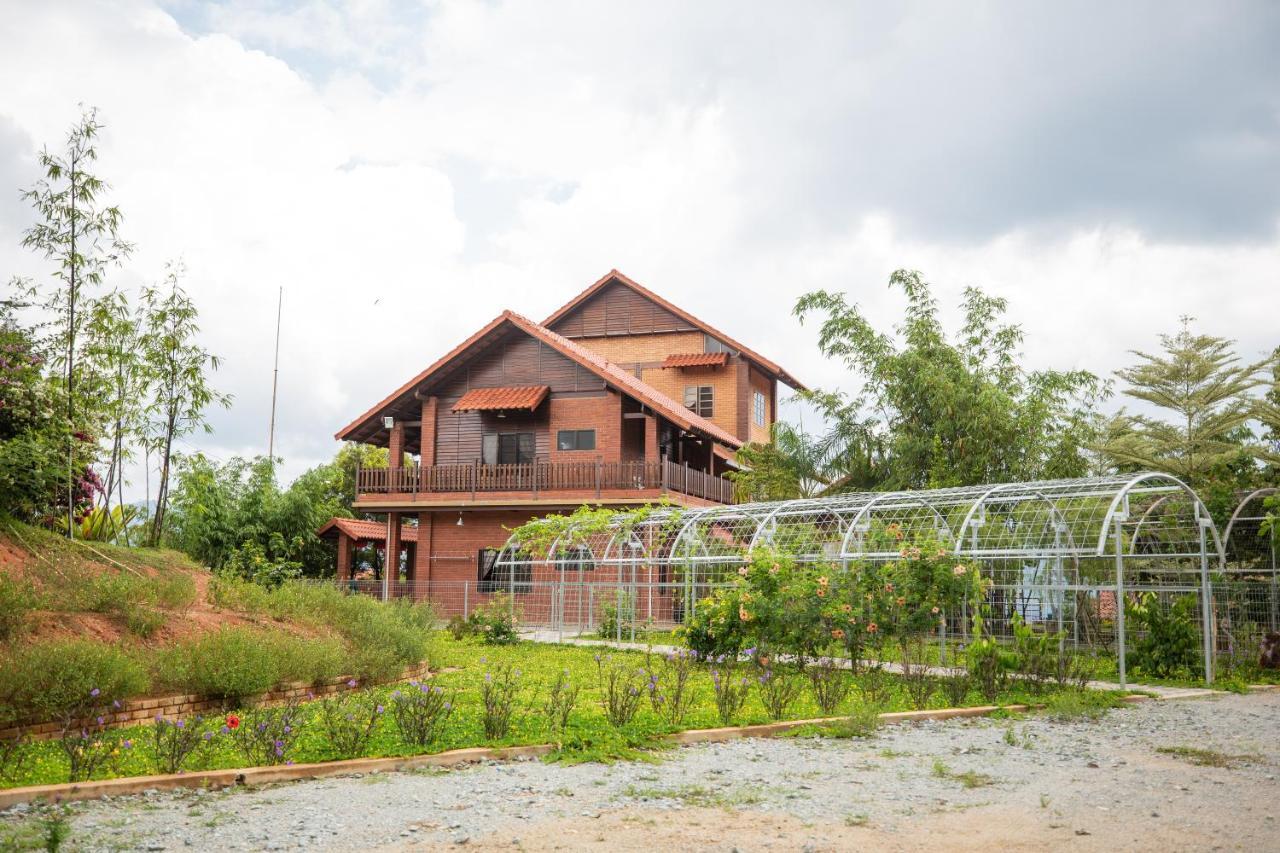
xmin=498 ymin=472 xmax=1225 ymax=686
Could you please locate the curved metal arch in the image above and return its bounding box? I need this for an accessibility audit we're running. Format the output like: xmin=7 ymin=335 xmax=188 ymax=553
xmin=1222 ymin=487 xmax=1278 ymax=549
xmin=1094 ymin=471 xmax=1224 ymax=560
xmin=952 ymin=481 xmax=1080 ymax=556
xmin=745 ymin=496 xmax=842 ymax=553
xmin=834 ymin=490 xmax=954 ymax=558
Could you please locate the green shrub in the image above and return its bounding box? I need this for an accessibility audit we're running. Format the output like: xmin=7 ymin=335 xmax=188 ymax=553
xmin=1127 ymin=592 xmax=1200 ymax=678
xmin=159 ymin=628 xmax=282 ymax=702
xmin=154 ymin=572 xmax=197 ymax=609
xmin=0 ymin=639 xmax=149 ymax=721
xmin=0 ymin=575 xmax=40 ymax=642
xmin=267 ymin=633 xmax=346 ymax=686
xmin=468 ymin=593 xmax=520 ymax=645
xmin=82 ymin=571 xmax=167 ymax=636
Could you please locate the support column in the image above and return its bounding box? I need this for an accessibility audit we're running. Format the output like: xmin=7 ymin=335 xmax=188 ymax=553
xmin=389 ymin=421 xmax=405 ymax=471
xmin=419 ymin=396 xmax=438 ymax=466
xmin=643 ymin=415 xmax=659 ymax=463
xmin=383 ymin=512 xmax=402 ymax=601
xmin=336 ymin=534 xmax=352 ymax=582
xmin=414 ymin=511 xmax=434 ymax=600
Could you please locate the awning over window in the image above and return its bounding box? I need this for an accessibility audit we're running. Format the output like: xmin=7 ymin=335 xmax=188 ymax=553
xmin=451 ymin=385 xmax=550 ymax=413
xmin=662 ymin=352 xmax=729 ymax=368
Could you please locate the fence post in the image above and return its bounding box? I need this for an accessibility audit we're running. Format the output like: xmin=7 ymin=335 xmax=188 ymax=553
xmin=596 ymin=457 xmax=602 ymax=499
xmin=1114 ymin=517 xmax=1127 ymax=690
xmin=1198 ymin=517 xmax=1215 ymax=686
xmin=463 ymin=581 xmax=469 ymax=619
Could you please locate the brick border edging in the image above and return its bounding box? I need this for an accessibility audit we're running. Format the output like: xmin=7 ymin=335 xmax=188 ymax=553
xmin=0 ymin=662 xmax=434 ymax=743
xmin=0 ymin=701 xmax=1047 ymax=808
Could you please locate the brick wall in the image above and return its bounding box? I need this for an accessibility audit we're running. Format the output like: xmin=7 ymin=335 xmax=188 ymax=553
xmin=2 ymin=662 xmax=433 ymax=742
xmin=576 ymin=330 xmax=705 ymax=365
xmin=546 ymin=392 xmax=622 ymax=462
xmin=746 ymin=365 xmax=774 ymax=445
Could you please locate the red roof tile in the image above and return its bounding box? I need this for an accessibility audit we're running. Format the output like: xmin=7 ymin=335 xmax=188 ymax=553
xmin=662 ymin=352 xmax=729 ymax=368
xmin=543 ymin=270 xmax=807 ymax=390
xmin=452 ymin=385 xmax=549 ymax=412
xmin=317 ymin=517 xmax=419 ymax=542
xmin=336 ymin=311 xmax=742 ymax=449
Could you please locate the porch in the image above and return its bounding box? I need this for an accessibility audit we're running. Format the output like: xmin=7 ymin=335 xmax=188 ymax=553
xmin=355 ymin=457 xmax=735 ymax=505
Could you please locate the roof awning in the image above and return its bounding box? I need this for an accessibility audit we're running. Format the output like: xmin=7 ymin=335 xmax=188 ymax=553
xmin=662 ymin=352 xmax=729 ymax=368
xmin=712 ymin=444 xmax=743 ymax=468
xmin=452 ymin=385 xmax=550 ymax=413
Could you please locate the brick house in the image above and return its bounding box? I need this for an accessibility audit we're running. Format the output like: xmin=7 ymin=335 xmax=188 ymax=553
xmin=327 ymin=270 xmax=804 ymax=605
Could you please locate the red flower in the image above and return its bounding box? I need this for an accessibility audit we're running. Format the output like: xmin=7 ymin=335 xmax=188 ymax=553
xmin=226 ymin=713 xmax=241 ymax=730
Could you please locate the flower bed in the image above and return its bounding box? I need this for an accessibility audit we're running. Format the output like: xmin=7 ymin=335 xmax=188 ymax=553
xmin=0 ymin=634 xmax=1124 ymax=790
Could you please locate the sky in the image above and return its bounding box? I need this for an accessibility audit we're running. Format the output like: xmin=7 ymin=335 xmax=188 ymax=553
xmin=1 ymin=0 xmax=1278 ymax=497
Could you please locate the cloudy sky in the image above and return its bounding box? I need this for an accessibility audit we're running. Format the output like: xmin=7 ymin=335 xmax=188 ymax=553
xmin=2 ymin=0 xmax=1278 ymax=494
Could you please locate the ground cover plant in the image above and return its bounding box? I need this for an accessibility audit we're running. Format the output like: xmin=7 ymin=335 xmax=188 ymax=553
xmin=0 ymin=631 xmax=1119 ymax=789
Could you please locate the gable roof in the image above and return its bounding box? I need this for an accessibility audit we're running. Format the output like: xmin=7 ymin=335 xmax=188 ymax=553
xmin=543 ymin=269 xmax=807 ymax=391
xmin=335 ymin=310 xmax=742 ymax=448
xmin=317 ymin=517 xmax=419 ymax=542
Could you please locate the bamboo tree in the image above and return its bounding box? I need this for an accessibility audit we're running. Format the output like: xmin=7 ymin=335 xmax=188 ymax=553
xmin=1100 ymin=317 xmax=1270 ymax=485
xmin=16 ymin=107 xmax=132 ymax=535
xmin=82 ymin=289 xmax=149 ymax=541
xmin=140 ymin=262 xmax=230 ymax=546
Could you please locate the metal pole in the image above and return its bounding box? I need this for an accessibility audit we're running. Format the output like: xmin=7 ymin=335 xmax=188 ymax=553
xmin=1199 ymin=518 xmax=1214 ymax=686
xmin=382 ymin=515 xmax=393 ymax=602
xmin=267 ymin=287 xmax=283 ymax=464
xmin=1114 ymin=517 xmax=1126 ymax=690
xmin=463 ymin=581 xmax=469 ymax=619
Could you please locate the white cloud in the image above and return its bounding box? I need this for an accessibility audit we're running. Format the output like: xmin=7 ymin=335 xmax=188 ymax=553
xmin=0 ymin=0 xmax=1277 ymax=499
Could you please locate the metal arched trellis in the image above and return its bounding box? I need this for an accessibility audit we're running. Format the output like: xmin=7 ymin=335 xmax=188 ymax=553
xmin=498 ymin=473 xmax=1226 ymax=686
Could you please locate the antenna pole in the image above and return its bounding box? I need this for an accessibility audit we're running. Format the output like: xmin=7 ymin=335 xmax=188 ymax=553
xmin=268 ymin=287 xmax=283 ymax=465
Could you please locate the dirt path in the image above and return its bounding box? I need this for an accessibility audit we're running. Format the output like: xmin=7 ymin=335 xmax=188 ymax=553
xmin=9 ymin=691 xmax=1277 ymax=851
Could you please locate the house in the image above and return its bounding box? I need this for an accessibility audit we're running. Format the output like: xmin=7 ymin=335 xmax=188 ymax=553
xmin=328 ymin=270 xmax=804 ymax=603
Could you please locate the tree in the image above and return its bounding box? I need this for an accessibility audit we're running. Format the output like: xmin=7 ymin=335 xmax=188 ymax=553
xmin=1256 ymin=345 xmax=1280 ymax=475
xmin=15 ymin=107 xmax=132 ymax=535
xmin=140 ymin=263 xmax=230 ymax=545
xmin=793 ymin=269 xmax=1107 ymax=490
xmin=1100 ymin=318 xmax=1270 ymax=490
xmin=82 ymin=289 xmax=148 ymax=540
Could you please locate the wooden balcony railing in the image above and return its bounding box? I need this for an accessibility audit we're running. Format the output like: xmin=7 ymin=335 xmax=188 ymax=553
xmin=356 ymin=458 xmax=735 ymax=504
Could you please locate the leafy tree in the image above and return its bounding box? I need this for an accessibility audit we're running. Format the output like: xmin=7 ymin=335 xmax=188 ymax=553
xmin=82 ymin=289 xmax=148 ymax=540
xmin=167 ymin=452 xmax=353 ymax=577
xmin=1256 ymin=345 xmax=1280 ymax=475
xmin=0 ymin=310 xmax=85 ymax=521
xmin=13 ymin=107 xmax=132 ymax=534
xmin=1100 ymin=318 xmax=1270 ymax=491
xmin=792 ymin=269 xmax=1106 ymax=490
xmin=140 ymin=263 xmax=230 ymax=545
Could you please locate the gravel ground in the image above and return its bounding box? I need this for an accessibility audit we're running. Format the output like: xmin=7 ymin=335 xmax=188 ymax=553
xmin=5 ymin=691 xmax=1277 ymax=852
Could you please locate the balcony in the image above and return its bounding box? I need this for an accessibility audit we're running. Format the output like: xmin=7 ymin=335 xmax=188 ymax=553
xmin=355 ymin=458 xmax=735 ymax=505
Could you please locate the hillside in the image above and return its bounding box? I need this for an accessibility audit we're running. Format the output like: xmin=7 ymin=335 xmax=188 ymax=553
xmin=0 ymin=517 xmax=437 ymax=721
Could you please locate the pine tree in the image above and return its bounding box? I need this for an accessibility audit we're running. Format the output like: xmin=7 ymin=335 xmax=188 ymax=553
xmin=1101 ymin=317 xmax=1270 ymax=485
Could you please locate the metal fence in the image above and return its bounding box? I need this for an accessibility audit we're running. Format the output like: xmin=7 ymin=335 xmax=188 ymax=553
xmin=340 ymin=574 xmax=1277 ymax=683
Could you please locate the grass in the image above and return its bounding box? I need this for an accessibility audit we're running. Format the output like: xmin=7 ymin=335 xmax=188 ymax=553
xmin=0 ymin=632 xmax=1110 ymax=790
xmin=622 ymin=782 xmax=765 ymax=808
xmin=1155 ymin=745 xmax=1259 ymax=768
xmin=931 ymin=758 xmax=996 ymax=789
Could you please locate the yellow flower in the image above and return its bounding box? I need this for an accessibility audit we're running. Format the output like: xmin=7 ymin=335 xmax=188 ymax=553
xmin=817 ymin=576 xmax=829 ymax=586
xmin=816 ymin=588 xmax=827 ymax=598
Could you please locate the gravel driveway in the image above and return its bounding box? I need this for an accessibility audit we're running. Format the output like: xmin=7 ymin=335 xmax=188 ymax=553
xmin=7 ymin=691 xmax=1277 ymax=851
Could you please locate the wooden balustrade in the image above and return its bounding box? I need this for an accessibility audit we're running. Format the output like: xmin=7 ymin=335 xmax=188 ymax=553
xmin=356 ymin=458 xmax=734 ymax=504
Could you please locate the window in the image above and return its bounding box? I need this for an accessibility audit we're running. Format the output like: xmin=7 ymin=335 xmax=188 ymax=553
xmin=753 ymin=390 xmax=767 ymax=427
xmin=557 ymin=429 xmax=596 ymax=451
xmin=684 ymin=385 xmax=714 ymax=418
xmin=559 ymin=544 xmax=595 ymax=573
xmin=482 ymin=432 xmax=535 ymax=464
xmin=704 ymin=334 xmax=730 ymax=354
xmin=478 ymin=547 xmax=532 ymax=593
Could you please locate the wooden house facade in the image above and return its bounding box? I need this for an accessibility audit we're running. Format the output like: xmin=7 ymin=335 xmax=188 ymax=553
xmin=328 ymin=270 xmax=804 ymax=605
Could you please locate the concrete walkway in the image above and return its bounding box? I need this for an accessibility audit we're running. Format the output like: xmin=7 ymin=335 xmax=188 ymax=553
xmin=519 ymin=628 xmax=1230 ymax=700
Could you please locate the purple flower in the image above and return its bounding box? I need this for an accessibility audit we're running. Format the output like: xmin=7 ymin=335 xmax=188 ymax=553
xmin=176 ymin=719 xmax=186 ymax=729
xmin=443 ymin=702 xmax=452 ymax=710
xmin=113 ymin=700 xmax=122 ymax=710
xmin=96 ymin=716 xmax=105 ymax=725
xmin=347 ymin=679 xmax=357 ymax=689
xmin=286 ymin=760 xmax=294 ymax=766
xmin=122 ymin=739 xmax=133 ymax=749
xmin=283 ymin=725 xmax=291 ymax=734
xmin=155 ymin=713 xmax=163 ymax=723
xmin=221 ymin=725 xmax=230 ymax=734
xmin=391 ymin=691 xmax=401 ymax=699
xmin=90 ymin=688 xmax=100 ymax=698
xmin=376 ymin=705 xmax=384 ymax=714
xmin=203 ymin=732 xmax=213 ymax=741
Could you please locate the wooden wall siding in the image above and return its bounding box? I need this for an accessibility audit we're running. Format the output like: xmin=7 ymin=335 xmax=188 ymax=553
xmin=429 ymin=328 xmax=608 ymax=465
xmin=550 ymin=280 xmax=696 ymax=338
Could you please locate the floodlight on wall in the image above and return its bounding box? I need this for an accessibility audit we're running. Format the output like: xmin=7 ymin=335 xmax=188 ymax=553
xmin=456 ymin=512 xmax=464 ymax=527
xmin=382 ymin=416 xmax=395 ymax=429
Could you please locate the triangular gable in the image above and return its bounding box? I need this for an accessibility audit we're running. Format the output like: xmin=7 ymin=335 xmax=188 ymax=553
xmin=544 ymin=270 xmax=806 ymax=390
xmin=335 ymin=310 xmax=742 ymax=448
